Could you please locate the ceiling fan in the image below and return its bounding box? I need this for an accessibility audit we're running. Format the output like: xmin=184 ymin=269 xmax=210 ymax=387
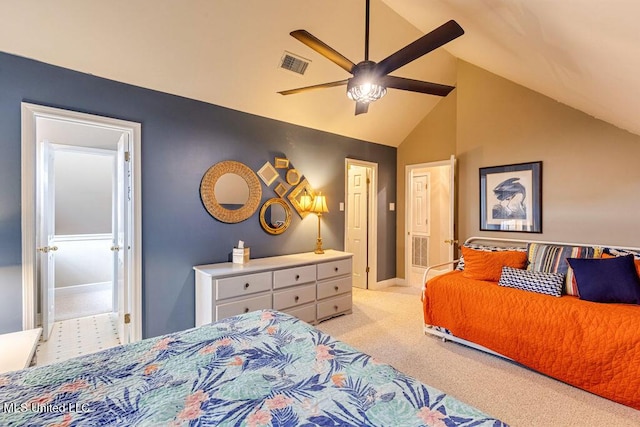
xmin=278 ymin=0 xmax=464 ymax=115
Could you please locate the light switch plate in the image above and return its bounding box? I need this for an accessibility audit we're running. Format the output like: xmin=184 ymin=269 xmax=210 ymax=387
xmin=389 ymin=202 xmax=395 ymax=211
xmin=339 ymin=202 xmax=344 ymax=211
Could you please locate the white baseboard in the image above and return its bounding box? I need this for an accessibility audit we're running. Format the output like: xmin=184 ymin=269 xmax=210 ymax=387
xmin=56 ymin=282 xmax=111 ymax=297
xmin=369 ymin=277 xmax=403 ymax=290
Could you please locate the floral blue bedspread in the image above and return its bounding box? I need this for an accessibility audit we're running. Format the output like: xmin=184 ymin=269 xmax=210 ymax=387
xmin=0 ymin=310 xmax=507 ymax=426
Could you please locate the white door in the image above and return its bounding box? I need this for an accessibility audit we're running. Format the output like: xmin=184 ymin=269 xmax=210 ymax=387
xmin=347 ymin=164 xmax=368 ymax=289
xmin=38 ymin=141 xmax=57 ymax=340
xmin=115 ymin=134 xmax=131 ymax=344
xmin=409 ymin=173 xmax=430 ymax=286
xmin=405 ymin=155 xmax=457 ymax=286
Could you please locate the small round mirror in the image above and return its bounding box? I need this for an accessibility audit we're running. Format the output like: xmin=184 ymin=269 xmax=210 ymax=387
xmin=286 ymin=169 xmax=301 ymax=186
xmin=214 ymin=173 xmax=249 ymax=210
xmin=260 ymin=198 xmax=292 ymax=235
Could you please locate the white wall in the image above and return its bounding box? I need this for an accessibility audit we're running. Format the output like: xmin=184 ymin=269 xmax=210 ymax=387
xmin=54 ymin=235 xmax=112 ymax=288
xmin=53 ymin=149 xmax=115 ymax=289
xmin=55 ymin=150 xmax=113 ymax=235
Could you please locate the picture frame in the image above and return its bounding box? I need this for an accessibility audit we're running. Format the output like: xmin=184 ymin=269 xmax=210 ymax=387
xmin=274 ymin=157 xmax=289 ymax=169
xmin=479 ymin=161 xmax=542 ymax=233
xmin=257 ymin=162 xmax=278 ymax=186
xmin=273 ymin=181 xmax=290 ymax=198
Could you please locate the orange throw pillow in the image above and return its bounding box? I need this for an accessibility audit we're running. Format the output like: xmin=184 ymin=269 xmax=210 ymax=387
xmin=461 ymin=246 xmax=528 ymax=282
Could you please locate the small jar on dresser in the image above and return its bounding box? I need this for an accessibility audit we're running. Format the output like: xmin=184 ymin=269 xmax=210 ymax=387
xmin=194 ymin=250 xmax=353 ymax=326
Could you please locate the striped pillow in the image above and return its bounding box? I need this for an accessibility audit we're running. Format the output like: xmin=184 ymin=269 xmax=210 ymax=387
xmin=526 ymin=243 xmax=600 ymax=295
xmin=499 ymin=266 xmax=564 ymax=297
xmin=604 ymin=248 xmax=640 ymax=259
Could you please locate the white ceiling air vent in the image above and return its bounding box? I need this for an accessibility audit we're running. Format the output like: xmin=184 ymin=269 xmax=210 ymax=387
xmin=279 ymin=51 xmax=311 ymax=75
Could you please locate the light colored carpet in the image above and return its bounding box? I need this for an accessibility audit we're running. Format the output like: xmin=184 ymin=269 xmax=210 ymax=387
xmin=316 ymin=286 xmax=640 ymax=427
xmin=55 ymin=289 xmax=112 ymax=321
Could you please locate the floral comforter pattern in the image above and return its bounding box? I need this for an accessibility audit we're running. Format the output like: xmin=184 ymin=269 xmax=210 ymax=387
xmin=0 ymin=310 xmax=506 ymax=426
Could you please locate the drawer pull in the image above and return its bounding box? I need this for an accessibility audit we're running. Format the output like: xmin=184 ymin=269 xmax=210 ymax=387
xmin=334 ymin=267 xmax=339 ymax=272
xmin=244 ymin=283 xmax=250 ymax=289
xmin=244 ymin=307 xmax=250 ymax=313
xmin=334 ymin=305 xmax=339 ymax=311
xmin=295 ymin=296 xmax=300 ymax=302
xmin=334 ymin=286 xmax=339 ymax=291
xmin=295 ymin=274 xmax=300 ymax=280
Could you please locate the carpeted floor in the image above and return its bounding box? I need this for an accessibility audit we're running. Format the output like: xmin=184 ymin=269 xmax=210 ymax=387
xmin=316 ymin=286 xmax=640 ymax=427
xmin=55 ymin=288 xmax=112 ymax=321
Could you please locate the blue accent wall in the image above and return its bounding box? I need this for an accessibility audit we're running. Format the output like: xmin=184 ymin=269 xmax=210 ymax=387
xmin=0 ymin=52 xmax=396 ymax=337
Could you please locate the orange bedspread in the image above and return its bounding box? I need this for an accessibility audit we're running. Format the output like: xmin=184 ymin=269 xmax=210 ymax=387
xmin=423 ymin=271 xmax=640 ymax=409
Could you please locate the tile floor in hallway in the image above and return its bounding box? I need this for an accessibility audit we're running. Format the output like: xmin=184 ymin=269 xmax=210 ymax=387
xmin=35 ymin=313 xmax=120 ymax=366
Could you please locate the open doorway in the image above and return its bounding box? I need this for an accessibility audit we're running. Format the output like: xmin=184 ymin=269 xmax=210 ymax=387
xmin=405 ymin=156 xmax=456 ymax=287
xmin=52 ymin=146 xmax=116 ymax=324
xmin=21 ymin=103 xmax=142 ymax=363
xmin=345 ymin=159 xmax=378 ymax=289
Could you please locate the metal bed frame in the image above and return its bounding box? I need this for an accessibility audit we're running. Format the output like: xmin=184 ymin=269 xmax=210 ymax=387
xmin=421 ymin=236 xmax=640 ymax=358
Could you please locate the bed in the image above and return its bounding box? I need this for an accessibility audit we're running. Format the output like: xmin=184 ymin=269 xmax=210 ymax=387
xmin=0 ymin=310 xmax=506 ymax=426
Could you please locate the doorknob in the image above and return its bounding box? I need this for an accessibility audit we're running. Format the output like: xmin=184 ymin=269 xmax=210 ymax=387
xmin=37 ymin=246 xmax=58 ymax=253
xmin=444 ymin=239 xmax=459 ymax=245
xmin=111 ymin=245 xmax=121 ymax=252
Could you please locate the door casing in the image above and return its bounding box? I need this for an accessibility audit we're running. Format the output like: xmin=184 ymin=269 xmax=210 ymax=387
xmin=21 ymin=103 xmax=142 ymax=343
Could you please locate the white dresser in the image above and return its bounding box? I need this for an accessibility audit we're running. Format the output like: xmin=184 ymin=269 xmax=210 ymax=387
xmin=194 ymin=250 xmax=353 ymax=326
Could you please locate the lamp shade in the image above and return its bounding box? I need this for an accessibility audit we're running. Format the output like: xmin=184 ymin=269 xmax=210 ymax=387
xmin=310 ymin=193 xmax=329 ymax=214
xmin=299 ymin=192 xmax=313 ymax=212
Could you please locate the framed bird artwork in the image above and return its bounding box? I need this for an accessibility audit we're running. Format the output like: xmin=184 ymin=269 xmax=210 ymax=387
xmin=480 ymin=161 xmax=542 ymax=232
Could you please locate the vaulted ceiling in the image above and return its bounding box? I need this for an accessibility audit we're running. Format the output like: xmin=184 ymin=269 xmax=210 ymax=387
xmin=1 ymin=1 xmax=638 ymax=147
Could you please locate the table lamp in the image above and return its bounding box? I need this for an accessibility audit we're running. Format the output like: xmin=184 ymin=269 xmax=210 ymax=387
xmin=309 ymin=192 xmax=328 ymax=254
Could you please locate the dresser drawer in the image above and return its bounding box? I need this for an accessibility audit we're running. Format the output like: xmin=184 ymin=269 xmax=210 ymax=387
xmin=317 ymin=258 xmax=352 ymax=280
xmin=273 ymin=284 xmax=316 ymax=310
xmin=215 ymin=272 xmax=272 ymax=300
xmin=317 ymin=276 xmax=352 ymax=300
xmin=273 ymin=265 xmax=316 ymax=289
xmin=283 ymin=304 xmax=316 ymax=324
xmin=216 ymin=294 xmax=272 ymax=320
xmin=317 ymin=293 xmax=352 ymax=320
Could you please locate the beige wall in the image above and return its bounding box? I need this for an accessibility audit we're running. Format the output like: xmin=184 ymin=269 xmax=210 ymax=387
xmin=396 ymin=60 xmax=640 ymax=279
xmin=457 ymin=60 xmax=640 ymax=247
xmin=396 ymin=93 xmax=457 ymax=278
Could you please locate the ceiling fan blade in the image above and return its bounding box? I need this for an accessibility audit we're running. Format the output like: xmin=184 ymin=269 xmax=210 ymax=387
xmin=355 ymin=102 xmax=369 ymax=115
xmin=376 ymin=20 xmax=464 ymax=76
xmin=382 ymin=75 xmax=455 ymax=97
xmin=290 ymin=30 xmax=356 ymax=73
xmin=278 ymin=79 xmax=349 ymax=96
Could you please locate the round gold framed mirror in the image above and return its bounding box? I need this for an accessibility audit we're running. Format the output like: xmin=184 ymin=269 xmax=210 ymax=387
xmin=286 ymin=168 xmax=301 ymax=186
xmin=200 ymin=160 xmax=262 ymax=223
xmin=259 ymin=198 xmax=292 ymax=235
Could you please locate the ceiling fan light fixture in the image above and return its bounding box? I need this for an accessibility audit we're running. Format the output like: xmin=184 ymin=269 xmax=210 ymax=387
xmin=347 ymin=80 xmax=387 ymax=104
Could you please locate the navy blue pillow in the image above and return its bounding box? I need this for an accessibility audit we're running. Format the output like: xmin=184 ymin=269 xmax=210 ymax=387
xmin=567 ymin=255 xmax=640 ymax=304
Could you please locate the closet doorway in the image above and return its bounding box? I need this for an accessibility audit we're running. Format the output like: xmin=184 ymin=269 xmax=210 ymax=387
xmin=21 ymin=103 xmax=142 ymax=353
xmin=405 ymin=155 xmax=456 ymax=286
xmin=345 ymin=159 xmax=377 ymax=289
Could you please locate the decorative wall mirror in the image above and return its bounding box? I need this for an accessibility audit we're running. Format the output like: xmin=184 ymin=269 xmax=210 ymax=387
xmin=200 ymin=160 xmax=262 ymax=223
xmin=286 ymin=168 xmax=301 ymax=186
xmin=288 ymin=178 xmax=315 ymax=218
xmin=259 ymin=198 xmax=292 ymax=235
